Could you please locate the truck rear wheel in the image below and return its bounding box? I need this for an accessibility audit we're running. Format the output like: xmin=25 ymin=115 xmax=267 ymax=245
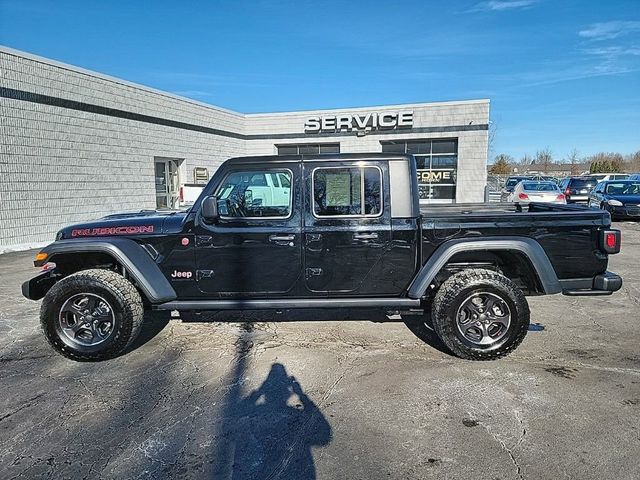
xmin=430 ymin=269 xmax=530 ymax=360
xmin=40 ymin=269 xmax=144 ymax=361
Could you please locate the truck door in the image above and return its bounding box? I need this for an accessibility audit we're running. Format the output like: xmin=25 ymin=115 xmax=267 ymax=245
xmin=194 ymin=163 xmax=302 ymax=296
xmin=303 ymin=161 xmax=392 ymax=294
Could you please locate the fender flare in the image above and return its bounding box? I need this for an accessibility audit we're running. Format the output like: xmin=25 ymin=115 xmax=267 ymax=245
xmin=38 ymin=238 xmax=177 ymax=303
xmin=407 ymin=236 xmax=562 ymax=299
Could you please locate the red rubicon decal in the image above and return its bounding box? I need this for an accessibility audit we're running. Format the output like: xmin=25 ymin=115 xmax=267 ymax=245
xmin=71 ymin=225 xmax=155 ymax=237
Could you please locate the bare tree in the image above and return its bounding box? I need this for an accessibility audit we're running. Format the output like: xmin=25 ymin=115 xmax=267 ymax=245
xmin=565 ymin=148 xmax=581 ymax=175
xmin=624 ymin=151 xmax=640 ymax=172
xmin=487 ymin=120 xmax=498 ymax=157
xmin=534 ymin=148 xmax=554 ymax=174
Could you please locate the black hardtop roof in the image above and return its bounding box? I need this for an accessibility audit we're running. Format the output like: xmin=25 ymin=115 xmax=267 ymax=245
xmin=224 ymin=152 xmax=414 ymax=165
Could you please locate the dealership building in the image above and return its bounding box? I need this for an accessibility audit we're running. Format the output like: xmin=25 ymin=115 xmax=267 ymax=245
xmin=0 ymin=46 xmax=489 ymax=250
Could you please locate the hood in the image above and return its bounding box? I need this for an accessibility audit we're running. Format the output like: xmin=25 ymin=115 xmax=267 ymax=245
xmin=57 ymin=210 xmax=188 ymax=240
xmin=607 ymin=195 xmax=640 ymax=205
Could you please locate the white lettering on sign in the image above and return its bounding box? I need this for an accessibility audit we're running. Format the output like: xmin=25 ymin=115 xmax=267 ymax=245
xmin=304 ymin=111 xmax=413 ymax=133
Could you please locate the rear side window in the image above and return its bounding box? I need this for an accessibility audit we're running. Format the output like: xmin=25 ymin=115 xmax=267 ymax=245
xmin=570 ymin=179 xmax=597 ymax=188
xmin=312 ymin=166 xmax=382 ymax=217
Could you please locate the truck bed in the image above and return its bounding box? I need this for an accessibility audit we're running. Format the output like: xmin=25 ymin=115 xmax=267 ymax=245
xmin=419 ymin=202 xmax=611 ymax=281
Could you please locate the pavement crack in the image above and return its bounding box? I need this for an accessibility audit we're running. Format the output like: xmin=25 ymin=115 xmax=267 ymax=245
xmin=0 ymin=392 xmax=46 ymax=423
xmin=479 ymin=410 xmax=526 ymax=480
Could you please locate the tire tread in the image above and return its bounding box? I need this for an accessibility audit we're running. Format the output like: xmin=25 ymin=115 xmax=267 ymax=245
xmin=40 ymin=269 xmax=143 ymax=361
xmin=431 ymin=268 xmax=529 ymax=361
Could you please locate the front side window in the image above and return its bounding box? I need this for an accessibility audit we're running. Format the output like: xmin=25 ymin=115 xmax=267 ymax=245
xmin=313 ymin=167 xmax=382 ymax=217
xmin=216 ymin=170 xmax=292 ymax=218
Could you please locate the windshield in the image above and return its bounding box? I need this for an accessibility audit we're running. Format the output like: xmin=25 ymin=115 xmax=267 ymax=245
xmin=522 ymin=182 xmax=559 ymax=192
xmin=606 ymin=182 xmax=640 ymax=195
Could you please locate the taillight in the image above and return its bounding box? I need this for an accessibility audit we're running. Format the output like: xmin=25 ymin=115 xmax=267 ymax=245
xmin=518 ymin=193 xmax=529 ymax=200
xmin=600 ymin=229 xmax=621 ymax=254
xmin=556 ymin=194 xmax=566 ymax=201
xmin=564 ymin=188 xmax=571 ymax=195
xmin=179 ymin=186 xmax=184 ymax=203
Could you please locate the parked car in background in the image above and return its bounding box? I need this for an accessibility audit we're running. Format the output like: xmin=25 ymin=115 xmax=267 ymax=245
xmin=628 ymin=173 xmax=640 ymax=181
xmin=588 ymin=180 xmax=640 ymax=219
xmin=501 ymin=175 xmax=531 ymax=202
xmin=558 ymin=176 xmax=599 ymax=204
xmin=178 ymin=184 xmax=205 ymax=208
xmin=507 ymin=181 xmax=566 ymax=205
xmin=529 ymin=175 xmax=558 ymax=183
xmin=588 ymin=173 xmax=629 ymax=182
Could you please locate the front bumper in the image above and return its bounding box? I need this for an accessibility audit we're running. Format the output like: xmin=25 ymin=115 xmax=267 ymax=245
xmin=21 ymin=269 xmax=58 ymax=301
xmin=561 ymin=271 xmax=623 ymax=296
xmin=608 ymin=204 xmax=640 ymax=218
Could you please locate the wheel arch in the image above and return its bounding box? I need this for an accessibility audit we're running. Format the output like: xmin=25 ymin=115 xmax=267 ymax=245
xmin=36 ymin=238 xmax=177 ymax=304
xmin=407 ymin=237 xmax=562 ymax=299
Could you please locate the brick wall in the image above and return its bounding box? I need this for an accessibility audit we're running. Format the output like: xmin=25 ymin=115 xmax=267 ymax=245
xmin=0 ymin=48 xmax=245 ymax=247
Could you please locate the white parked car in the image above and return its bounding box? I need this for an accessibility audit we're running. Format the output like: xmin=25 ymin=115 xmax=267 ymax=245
xmin=179 ymin=184 xmax=205 ymax=208
xmin=507 ymin=181 xmax=566 ymax=205
xmin=588 ymin=173 xmax=629 ymax=182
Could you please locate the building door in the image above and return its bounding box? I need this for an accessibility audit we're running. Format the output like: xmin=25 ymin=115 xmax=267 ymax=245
xmin=155 ymin=158 xmax=181 ymax=209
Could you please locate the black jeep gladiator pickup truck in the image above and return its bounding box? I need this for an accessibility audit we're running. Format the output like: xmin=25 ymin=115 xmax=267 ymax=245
xmin=22 ymin=153 xmax=623 ymax=361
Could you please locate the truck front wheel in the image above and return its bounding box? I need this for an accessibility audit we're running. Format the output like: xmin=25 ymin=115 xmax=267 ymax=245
xmin=431 ymin=269 xmax=530 ymax=360
xmin=40 ymin=269 xmax=144 ymax=361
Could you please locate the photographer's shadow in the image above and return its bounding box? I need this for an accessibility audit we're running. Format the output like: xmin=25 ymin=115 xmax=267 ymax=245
xmin=231 ymin=363 xmax=332 ymax=480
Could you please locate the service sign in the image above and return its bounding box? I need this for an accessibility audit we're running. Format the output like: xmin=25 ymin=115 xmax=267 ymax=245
xmin=304 ymin=111 xmax=413 ymax=133
xmin=417 ymin=169 xmax=456 ymax=185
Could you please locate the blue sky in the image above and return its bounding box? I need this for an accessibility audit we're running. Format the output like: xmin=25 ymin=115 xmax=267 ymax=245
xmin=1 ymin=0 xmax=639 ymax=162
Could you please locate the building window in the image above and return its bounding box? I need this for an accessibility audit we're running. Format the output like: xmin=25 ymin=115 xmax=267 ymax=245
xmin=215 ymin=170 xmax=292 ymax=218
xmin=312 ymin=166 xmax=382 ymax=217
xmin=276 ymin=143 xmax=340 ymax=155
xmin=381 ymin=139 xmax=458 ymax=203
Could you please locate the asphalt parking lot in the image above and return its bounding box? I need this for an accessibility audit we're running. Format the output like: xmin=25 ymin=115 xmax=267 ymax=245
xmin=1 ymin=222 xmax=639 ymax=480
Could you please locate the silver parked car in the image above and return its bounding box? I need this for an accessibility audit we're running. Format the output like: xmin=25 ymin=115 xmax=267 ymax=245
xmin=507 ymin=181 xmax=566 ymax=205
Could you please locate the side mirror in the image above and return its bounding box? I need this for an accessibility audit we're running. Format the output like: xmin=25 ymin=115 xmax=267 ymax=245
xmin=201 ymin=196 xmax=219 ymax=223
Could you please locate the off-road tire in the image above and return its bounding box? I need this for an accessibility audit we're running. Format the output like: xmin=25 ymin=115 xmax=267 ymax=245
xmin=431 ymin=269 xmax=530 ymax=360
xmin=40 ymin=269 xmax=144 ymax=361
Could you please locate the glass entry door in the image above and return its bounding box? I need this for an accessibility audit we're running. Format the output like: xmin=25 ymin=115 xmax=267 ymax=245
xmin=155 ymin=158 xmax=180 ymax=209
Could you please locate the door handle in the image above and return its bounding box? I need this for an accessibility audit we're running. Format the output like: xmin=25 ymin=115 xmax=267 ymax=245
xmin=353 ymin=232 xmax=378 ymax=240
xmin=269 ymin=234 xmax=295 ymax=243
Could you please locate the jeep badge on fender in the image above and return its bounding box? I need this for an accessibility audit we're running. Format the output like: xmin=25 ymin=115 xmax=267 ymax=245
xmin=22 ymin=153 xmax=622 ymax=362
xmin=171 ymin=270 xmax=193 ymax=279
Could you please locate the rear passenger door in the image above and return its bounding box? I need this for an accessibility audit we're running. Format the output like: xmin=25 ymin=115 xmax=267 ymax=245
xmin=303 ymin=161 xmax=391 ymax=294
